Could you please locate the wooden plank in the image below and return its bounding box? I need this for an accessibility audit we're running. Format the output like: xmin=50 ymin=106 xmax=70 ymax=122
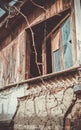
xmin=0 ymin=66 xmax=79 ymax=92
xmin=42 ymin=40 xmax=47 ymax=75
xmin=43 ymin=13 xmax=70 ymax=43
xmin=18 ymin=31 xmax=26 ymax=81
xmin=62 ymin=0 xmax=71 ymax=9
xmin=51 ymin=31 xmax=60 ymax=52
xmin=25 ymin=30 xmax=30 ymax=79
xmin=70 ymin=0 xmax=77 ymax=65
xmin=74 ymin=0 xmax=81 ymax=64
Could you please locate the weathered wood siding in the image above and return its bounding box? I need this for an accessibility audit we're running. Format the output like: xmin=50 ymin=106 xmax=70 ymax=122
xmin=74 ymin=0 xmax=81 ymax=64
xmin=0 ymin=31 xmax=26 ymax=87
xmin=0 ymin=0 xmax=72 ymax=87
xmin=29 ymin=0 xmax=71 ymax=27
xmin=1 ymin=0 xmax=71 ymax=47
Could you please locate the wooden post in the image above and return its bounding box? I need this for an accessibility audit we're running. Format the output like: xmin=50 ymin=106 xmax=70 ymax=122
xmin=74 ymin=0 xmax=81 ymax=64
xmin=70 ymin=0 xmax=77 ymax=65
xmin=42 ymin=40 xmax=47 ymax=75
xmin=25 ymin=30 xmax=30 ymax=79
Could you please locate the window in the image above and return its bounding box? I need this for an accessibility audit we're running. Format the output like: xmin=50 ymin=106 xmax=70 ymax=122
xmin=51 ymin=31 xmax=62 ymax=72
xmin=26 ymin=10 xmax=74 ymax=78
xmin=51 ymin=17 xmax=73 ymax=72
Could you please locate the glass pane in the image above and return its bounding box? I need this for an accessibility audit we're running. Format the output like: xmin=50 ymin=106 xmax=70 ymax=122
xmin=62 ymin=18 xmax=70 ymax=46
xmin=9 ymin=0 xmax=17 ymax=6
xmin=53 ymin=49 xmax=61 ymax=72
xmin=62 ymin=18 xmax=73 ymax=69
xmin=0 ymin=8 xmax=5 ymax=17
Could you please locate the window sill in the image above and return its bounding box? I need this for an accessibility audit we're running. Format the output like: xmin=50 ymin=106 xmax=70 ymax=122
xmin=0 ymin=65 xmax=80 ymax=92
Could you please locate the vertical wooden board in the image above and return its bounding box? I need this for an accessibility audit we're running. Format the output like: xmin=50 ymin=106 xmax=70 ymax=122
xmin=0 ymin=37 xmax=19 ymax=86
xmin=62 ymin=0 xmax=71 ymax=9
xmin=70 ymin=1 xmax=77 ymax=65
xmin=42 ymin=41 xmax=47 ymax=75
xmin=0 ymin=54 xmax=3 ymax=87
xmin=12 ymin=40 xmax=18 ymax=83
xmin=25 ymin=31 xmax=31 ymax=79
xmin=3 ymin=47 xmax=10 ymax=85
xmin=18 ymin=31 xmax=26 ymax=81
xmin=50 ymin=1 xmax=57 ymax=16
xmin=57 ymin=0 xmax=61 ymax=12
xmin=51 ymin=31 xmax=60 ymax=52
xmin=56 ymin=0 xmax=63 ymax=12
xmin=74 ymin=0 xmax=81 ymax=64
xmin=59 ymin=0 xmax=63 ymax=11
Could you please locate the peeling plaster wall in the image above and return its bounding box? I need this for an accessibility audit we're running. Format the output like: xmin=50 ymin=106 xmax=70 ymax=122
xmin=0 ymin=84 xmax=28 ymax=120
xmin=0 ymin=70 xmax=79 ymax=129
xmin=14 ymin=86 xmax=74 ymax=130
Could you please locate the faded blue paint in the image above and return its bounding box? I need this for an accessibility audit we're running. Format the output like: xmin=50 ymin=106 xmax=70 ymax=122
xmin=54 ymin=49 xmax=61 ymax=72
xmin=62 ymin=18 xmax=73 ymax=69
xmin=62 ymin=18 xmax=70 ymax=46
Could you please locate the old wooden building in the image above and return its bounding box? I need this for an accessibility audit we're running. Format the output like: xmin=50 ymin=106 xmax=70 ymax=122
xmin=0 ymin=0 xmax=81 ymax=130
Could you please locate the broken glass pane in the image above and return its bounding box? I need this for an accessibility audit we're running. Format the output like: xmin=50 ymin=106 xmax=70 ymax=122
xmin=53 ymin=49 xmax=61 ymax=72
xmin=62 ymin=18 xmax=70 ymax=46
xmin=9 ymin=0 xmax=17 ymax=6
xmin=62 ymin=17 xmax=73 ymax=69
xmin=0 ymin=8 xmax=5 ymax=17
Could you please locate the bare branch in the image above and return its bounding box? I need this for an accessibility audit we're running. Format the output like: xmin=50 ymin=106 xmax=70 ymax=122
xmin=30 ymin=0 xmax=47 ymax=12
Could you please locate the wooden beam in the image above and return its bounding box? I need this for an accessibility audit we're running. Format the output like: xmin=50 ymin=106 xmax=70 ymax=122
xmin=25 ymin=30 xmax=31 ymax=79
xmin=70 ymin=0 xmax=77 ymax=65
xmin=42 ymin=40 xmax=47 ymax=75
xmin=0 ymin=65 xmax=80 ymax=92
xmin=43 ymin=13 xmax=70 ymax=43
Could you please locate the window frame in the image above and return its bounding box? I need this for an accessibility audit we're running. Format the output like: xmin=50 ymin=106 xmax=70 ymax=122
xmin=25 ymin=12 xmax=77 ymax=79
xmin=51 ymin=16 xmax=73 ymax=72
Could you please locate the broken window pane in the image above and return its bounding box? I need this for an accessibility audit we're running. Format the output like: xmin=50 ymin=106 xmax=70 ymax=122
xmin=52 ymin=30 xmax=61 ymax=72
xmin=9 ymin=0 xmax=17 ymax=6
xmin=62 ymin=17 xmax=73 ymax=69
xmin=53 ymin=49 xmax=61 ymax=72
xmin=0 ymin=8 xmax=5 ymax=17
